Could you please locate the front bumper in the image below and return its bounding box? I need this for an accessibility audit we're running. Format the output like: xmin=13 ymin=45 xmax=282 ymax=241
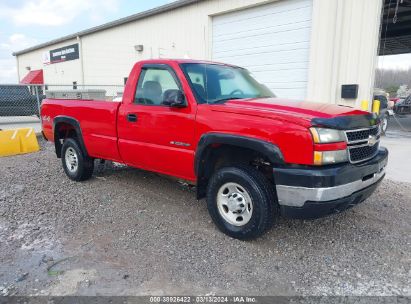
xmin=274 ymin=147 xmax=388 ymax=219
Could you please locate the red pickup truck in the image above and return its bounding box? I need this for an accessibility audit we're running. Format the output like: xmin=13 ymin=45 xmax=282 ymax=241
xmin=41 ymin=59 xmax=388 ymax=239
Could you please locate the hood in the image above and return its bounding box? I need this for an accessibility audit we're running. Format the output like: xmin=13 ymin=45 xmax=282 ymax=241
xmin=210 ymin=98 xmax=376 ymax=129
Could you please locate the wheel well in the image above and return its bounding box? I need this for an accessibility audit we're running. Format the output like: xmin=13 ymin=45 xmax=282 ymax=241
xmin=196 ymin=144 xmax=274 ymax=199
xmin=54 ymin=122 xmax=79 ymax=158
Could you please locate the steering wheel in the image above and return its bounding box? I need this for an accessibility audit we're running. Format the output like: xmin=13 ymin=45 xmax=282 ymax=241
xmin=229 ymin=89 xmax=244 ymax=96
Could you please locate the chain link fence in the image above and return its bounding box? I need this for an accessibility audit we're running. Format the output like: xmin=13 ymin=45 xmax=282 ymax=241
xmin=0 ymin=84 xmax=124 ymax=131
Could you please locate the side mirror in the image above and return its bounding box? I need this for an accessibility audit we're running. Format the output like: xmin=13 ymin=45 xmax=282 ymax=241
xmin=162 ymin=89 xmax=186 ymax=108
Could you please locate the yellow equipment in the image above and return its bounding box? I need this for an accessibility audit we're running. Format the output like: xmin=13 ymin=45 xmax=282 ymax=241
xmin=372 ymin=99 xmax=381 ymax=114
xmin=361 ymin=100 xmax=369 ymax=111
xmin=0 ymin=128 xmax=40 ymax=157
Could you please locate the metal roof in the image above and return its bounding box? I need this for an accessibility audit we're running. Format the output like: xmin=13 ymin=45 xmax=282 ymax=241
xmin=380 ymin=0 xmax=411 ymax=55
xmin=12 ymin=0 xmax=202 ymax=56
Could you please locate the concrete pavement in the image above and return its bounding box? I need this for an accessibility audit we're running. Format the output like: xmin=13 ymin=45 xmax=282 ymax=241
xmin=381 ymin=114 xmax=411 ymax=183
xmin=381 ymin=134 xmax=411 ymax=184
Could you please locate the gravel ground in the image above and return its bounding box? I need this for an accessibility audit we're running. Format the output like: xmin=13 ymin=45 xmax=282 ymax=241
xmin=0 ymin=139 xmax=410 ymax=296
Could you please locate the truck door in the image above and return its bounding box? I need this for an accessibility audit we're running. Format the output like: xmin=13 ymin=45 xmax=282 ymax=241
xmin=117 ymin=63 xmax=197 ymax=181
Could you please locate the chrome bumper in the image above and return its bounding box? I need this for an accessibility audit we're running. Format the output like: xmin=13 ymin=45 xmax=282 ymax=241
xmin=276 ymin=166 xmax=386 ymax=207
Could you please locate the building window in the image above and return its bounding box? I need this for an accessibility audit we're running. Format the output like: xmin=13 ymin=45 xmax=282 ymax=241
xmin=73 ymin=81 xmax=77 ymax=90
xmin=124 ymin=77 xmax=128 ymax=85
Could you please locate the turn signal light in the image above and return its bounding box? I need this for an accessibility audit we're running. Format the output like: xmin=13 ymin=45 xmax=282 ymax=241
xmin=313 ymin=150 xmax=348 ymax=165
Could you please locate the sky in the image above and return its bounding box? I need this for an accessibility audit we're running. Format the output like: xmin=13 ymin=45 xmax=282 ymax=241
xmin=1 ymin=0 xmax=411 ymax=83
xmin=378 ymin=53 xmax=411 ymax=70
xmin=0 ymin=0 xmax=173 ymax=83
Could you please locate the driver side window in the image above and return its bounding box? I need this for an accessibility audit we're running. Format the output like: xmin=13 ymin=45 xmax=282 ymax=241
xmin=135 ymin=67 xmax=179 ymax=105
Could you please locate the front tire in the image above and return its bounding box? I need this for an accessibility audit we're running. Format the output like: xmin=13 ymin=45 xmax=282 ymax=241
xmin=61 ymin=138 xmax=94 ymax=181
xmin=206 ymin=166 xmax=278 ymax=240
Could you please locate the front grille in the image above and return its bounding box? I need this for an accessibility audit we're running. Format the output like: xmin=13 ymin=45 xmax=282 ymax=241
xmin=345 ymin=125 xmax=380 ymax=164
xmin=348 ymin=143 xmax=379 ymax=163
xmin=345 ymin=125 xmax=379 ymax=142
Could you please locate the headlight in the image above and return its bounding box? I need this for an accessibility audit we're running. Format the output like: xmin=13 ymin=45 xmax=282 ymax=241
xmin=310 ymin=128 xmax=346 ymax=143
xmin=314 ymin=150 xmax=348 ymax=165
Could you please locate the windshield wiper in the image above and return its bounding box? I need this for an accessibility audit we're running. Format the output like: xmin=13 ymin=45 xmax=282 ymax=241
xmin=211 ymin=97 xmax=243 ymax=104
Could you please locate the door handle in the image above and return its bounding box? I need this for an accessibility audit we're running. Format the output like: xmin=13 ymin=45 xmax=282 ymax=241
xmin=127 ymin=113 xmax=137 ymax=122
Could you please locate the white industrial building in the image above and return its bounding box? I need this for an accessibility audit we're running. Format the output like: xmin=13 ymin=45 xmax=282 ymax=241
xmin=12 ymin=0 xmax=410 ymax=107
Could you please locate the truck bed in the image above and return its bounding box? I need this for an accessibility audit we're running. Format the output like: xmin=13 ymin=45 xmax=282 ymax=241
xmin=41 ymin=98 xmax=122 ymax=161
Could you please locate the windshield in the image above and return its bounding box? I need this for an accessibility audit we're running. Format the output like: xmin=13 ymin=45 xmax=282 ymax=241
xmin=180 ymin=63 xmax=274 ymax=104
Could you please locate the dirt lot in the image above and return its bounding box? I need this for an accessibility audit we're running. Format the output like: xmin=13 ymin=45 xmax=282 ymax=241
xmin=0 ymin=139 xmax=410 ymax=296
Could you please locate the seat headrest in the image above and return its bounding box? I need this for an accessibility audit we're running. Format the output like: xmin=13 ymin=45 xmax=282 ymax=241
xmin=143 ymin=81 xmax=162 ymax=104
xmin=192 ymin=83 xmax=206 ymax=100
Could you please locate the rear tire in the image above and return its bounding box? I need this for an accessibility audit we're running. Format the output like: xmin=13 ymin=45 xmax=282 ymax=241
xmin=61 ymin=138 xmax=94 ymax=181
xmin=206 ymin=166 xmax=278 ymax=240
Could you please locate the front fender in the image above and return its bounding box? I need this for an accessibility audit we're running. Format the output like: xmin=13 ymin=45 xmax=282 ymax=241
xmin=195 ymin=133 xmax=284 ymax=176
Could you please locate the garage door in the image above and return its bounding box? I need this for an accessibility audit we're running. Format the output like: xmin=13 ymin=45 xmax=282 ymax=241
xmin=212 ymin=0 xmax=313 ymax=100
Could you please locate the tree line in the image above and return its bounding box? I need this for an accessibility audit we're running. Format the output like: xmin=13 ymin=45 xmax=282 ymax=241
xmin=375 ymin=68 xmax=411 ymax=97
